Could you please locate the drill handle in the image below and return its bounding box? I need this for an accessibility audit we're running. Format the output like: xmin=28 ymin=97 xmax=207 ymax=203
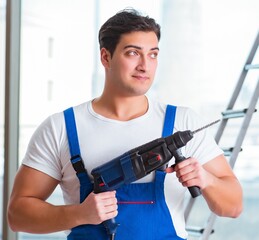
xmin=188 ymin=185 xmax=201 ymax=198
xmin=92 ymin=185 xmax=119 ymax=237
xmin=93 ymin=187 xmax=119 ymax=237
xmin=103 ymin=218 xmax=119 ymax=238
xmin=173 ymin=149 xmax=201 ymax=198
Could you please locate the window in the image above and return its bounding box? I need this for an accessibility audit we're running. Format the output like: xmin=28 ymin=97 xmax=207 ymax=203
xmin=0 ymin=0 xmax=6 ymax=239
xmin=19 ymin=0 xmax=95 ymax=239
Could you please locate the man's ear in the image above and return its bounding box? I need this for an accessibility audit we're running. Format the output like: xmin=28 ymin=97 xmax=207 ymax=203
xmin=100 ymin=48 xmax=111 ymax=68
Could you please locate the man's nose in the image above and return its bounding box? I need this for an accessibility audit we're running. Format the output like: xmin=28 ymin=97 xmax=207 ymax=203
xmin=136 ymin=56 xmax=148 ymax=72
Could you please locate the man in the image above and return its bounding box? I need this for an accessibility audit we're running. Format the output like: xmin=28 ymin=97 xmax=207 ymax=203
xmin=8 ymin=8 xmax=242 ymax=240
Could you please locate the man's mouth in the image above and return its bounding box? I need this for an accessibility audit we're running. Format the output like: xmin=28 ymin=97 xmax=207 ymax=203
xmin=132 ymin=75 xmax=149 ymax=81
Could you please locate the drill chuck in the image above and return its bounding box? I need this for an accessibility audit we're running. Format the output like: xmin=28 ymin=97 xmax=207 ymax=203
xmin=165 ymin=130 xmax=193 ymax=152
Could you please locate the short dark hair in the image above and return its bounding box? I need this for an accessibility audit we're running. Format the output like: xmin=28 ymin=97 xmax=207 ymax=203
xmin=98 ymin=8 xmax=161 ymax=57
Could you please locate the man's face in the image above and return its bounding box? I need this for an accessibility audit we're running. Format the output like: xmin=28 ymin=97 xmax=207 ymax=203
xmin=103 ymin=31 xmax=159 ymax=97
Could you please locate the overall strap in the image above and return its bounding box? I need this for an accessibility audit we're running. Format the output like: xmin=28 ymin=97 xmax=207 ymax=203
xmin=156 ymin=104 xmax=176 ymax=171
xmin=64 ymin=108 xmax=81 ymax=159
xmin=162 ymin=104 xmax=177 ymax=137
xmin=64 ymin=107 xmax=91 ymax=202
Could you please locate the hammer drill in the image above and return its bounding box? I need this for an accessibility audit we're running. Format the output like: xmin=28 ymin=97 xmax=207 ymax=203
xmin=91 ymin=120 xmax=219 ymax=240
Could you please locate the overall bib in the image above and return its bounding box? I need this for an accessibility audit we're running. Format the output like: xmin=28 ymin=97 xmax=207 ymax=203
xmin=64 ymin=105 xmax=186 ymax=240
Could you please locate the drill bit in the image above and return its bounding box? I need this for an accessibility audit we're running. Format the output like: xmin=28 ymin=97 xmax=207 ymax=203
xmin=192 ymin=119 xmax=221 ymax=135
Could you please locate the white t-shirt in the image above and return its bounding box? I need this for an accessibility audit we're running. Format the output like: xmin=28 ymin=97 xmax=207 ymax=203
xmin=22 ymin=97 xmax=223 ymax=238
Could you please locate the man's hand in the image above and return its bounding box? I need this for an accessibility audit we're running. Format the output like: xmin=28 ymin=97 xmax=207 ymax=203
xmin=166 ymin=154 xmax=243 ymax=218
xmin=8 ymin=165 xmax=118 ymax=233
xmin=79 ymin=191 xmax=118 ymax=225
xmin=166 ymin=157 xmax=208 ymax=190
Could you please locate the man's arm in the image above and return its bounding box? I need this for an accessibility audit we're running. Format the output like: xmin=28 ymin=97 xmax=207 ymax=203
xmin=201 ymin=154 xmax=243 ymax=217
xmin=8 ymin=165 xmax=118 ymax=233
xmin=167 ymin=154 xmax=243 ymax=217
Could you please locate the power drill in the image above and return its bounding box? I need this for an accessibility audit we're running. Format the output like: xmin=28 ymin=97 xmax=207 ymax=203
xmin=91 ymin=120 xmax=220 ymax=240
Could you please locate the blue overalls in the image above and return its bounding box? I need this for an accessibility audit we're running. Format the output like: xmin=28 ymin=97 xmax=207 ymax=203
xmin=64 ymin=105 xmax=186 ymax=240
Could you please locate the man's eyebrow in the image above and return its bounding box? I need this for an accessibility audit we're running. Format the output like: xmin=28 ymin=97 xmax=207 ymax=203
xmin=124 ymin=45 xmax=159 ymax=51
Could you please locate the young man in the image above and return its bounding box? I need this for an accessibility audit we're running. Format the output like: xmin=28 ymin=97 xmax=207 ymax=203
xmin=8 ymin=9 xmax=242 ymax=240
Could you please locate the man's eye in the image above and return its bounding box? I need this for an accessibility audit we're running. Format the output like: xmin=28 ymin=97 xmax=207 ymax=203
xmin=127 ymin=51 xmax=138 ymax=56
xmin=150 ymin=52 xmax=158 ymax=59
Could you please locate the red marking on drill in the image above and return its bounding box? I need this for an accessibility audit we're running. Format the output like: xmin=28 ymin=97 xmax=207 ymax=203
xmin=156 ymin=155 xmax=161 ymax=161
xmin=99 ymin=182 xmax=105 ymax=187
xmin=118 ymin=201 xmax=155 ymax=204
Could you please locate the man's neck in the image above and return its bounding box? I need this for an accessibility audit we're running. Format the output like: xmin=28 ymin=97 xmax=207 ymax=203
xmin=92 ymin=95 xmax=149 ymax=121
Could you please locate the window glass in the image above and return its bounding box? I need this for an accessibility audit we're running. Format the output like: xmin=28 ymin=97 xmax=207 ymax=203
xmin=0 ymin=0 xmax=6 ymax=238
xmin=19 ymin=0 xmax=94 ymax=239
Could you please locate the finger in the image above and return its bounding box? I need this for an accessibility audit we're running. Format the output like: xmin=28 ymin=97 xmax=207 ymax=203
xmin=94 ymin=191 xmax=116 ymax=200
xmin=104 ymin=210 xmax=118 ymax=220
xmin=182 ymin=178 xmax=200 ymax=188
xmin=178 ymin=170 xmax=199 ymax=186
xmin=176 ymin=164 xmax=195 ymax=177
xmin=174 ymin=158 xmax=192 ymax=170
xmin=105 ymin=203 xmax=118 ymax=214
xmin=104 ymin=197 xmax=117 ymax=207
xmin=165 ymin=163 xmax=176 ymax=173
xmin=165 ymin=167 xmax=174 ymax=173
xmin=178 ymin=172 xmax=193 ymax=184
xmin=98 ymin=203 xmax=118 ymax=221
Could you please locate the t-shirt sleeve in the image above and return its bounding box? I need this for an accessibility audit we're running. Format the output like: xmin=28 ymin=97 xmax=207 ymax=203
xmin=175 ymin=107 xmax=223 ymax=165
xmin=22 ymin=114 xmax=63 ymax=181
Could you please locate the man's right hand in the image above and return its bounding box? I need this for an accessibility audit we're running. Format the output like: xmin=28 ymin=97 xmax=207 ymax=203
xmin=79 ymin=191 xmax=118 ymax=225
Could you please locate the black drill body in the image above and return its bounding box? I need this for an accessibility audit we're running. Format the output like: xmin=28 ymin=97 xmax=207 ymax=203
xmin=92 ymin=130 xmax=201 ymax=196
xmin=91 ymin=130 xmax=202 ymax=240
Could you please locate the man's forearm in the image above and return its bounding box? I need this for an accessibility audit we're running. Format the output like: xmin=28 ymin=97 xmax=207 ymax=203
xmin=202 ymin=175 xmax=243 ymax=218
xmin=8 ymin=197 xmax=81 ymax=233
